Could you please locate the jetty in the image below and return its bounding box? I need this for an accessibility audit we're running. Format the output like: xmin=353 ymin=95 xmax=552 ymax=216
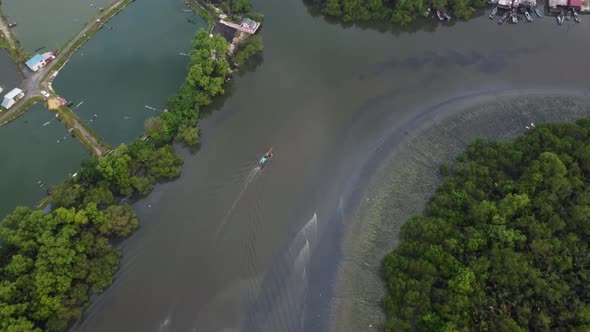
xmin=219 ymin=18 xmax=260 ymax=34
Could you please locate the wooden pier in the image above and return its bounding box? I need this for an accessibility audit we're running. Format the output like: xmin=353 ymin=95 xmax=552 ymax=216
xmin=219 ymin=19 xmax=260 ymax=35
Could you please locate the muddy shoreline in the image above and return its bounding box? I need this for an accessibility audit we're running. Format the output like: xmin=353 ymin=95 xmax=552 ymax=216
xmin=328 ymin=88 xmax=590 ymax=331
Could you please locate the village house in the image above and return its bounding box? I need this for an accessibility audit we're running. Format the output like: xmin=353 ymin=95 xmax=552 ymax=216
xmin=219 ymin=17 xmax=260 ymax=35
xmin=25 ymin=52 xmax=56 ymax=72
xmin=498 ymin=0 xmax=513 ymax=9
xmin=569 ymin=0 xmax=582 ymax=9
xmin=549 ymin=0 xmax=568 ymax=12
xmin=1 ymin=88 xmax=25 ymax=110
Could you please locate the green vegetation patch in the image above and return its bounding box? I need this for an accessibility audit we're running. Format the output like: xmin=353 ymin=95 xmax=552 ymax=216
xmin=233 ymin=34 xmax=263 ymax=67
xmin=382 ymin=119 xmax=590 ymax=330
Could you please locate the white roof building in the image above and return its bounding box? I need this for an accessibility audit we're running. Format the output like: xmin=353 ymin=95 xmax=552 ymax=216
xmin=1 ymin=88 xmax=24 ymax=109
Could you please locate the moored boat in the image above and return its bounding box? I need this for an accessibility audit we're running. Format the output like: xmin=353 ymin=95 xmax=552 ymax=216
xmin=424 ymin=7 xmax=431 ymax=17
xmin=511 ymin=10 xmax=518 ymax=23
xmin=525 ymin=11 xmax=532 ymax=21
xmin=534 ymin=7 xmax=542 ymax=17
xmin=566 ymin=9 xmax=572 ymax=20
xmin=557 ymin=10 xmax=564 ymax=25
xmin=573 ymin=10 xmax=580 ymax=22
xmin=498 ymin=11 xmax=509 ymax=24
xmin=443 ymin=11 xmax=452 ymax=20
xmin=436 ymin=9 xmax=444 ymax=21
xmin=489 ymin=6 xmax=498 ymax=19
xmin=258 ymin=148 xmax=273 ymax=169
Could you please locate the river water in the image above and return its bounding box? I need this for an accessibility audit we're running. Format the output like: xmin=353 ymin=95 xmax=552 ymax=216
xmin=0 ymin=0 xmax=578 ymax=331
xmin=68 ymin=1 xmax=590 ymax=330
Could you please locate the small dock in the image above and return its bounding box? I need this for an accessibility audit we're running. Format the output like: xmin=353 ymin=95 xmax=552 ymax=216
xmin=219 ymin=19 xmax=260 ymax=35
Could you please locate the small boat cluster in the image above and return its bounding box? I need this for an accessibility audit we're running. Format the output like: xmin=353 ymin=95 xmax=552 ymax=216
xmin=424 ymin=7 xmax=453 ymax=21
xmin=490 ymin=3 xmax=582 ymax=25
xmin=492 ymin=6 xmax=542 ymax=24
xmin=556 ymin=7 xmax=581 ymax=24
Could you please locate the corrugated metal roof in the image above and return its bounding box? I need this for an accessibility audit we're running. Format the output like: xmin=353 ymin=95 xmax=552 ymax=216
xmin=3 ymin=88 xmax=22 ymax=100
xmin=570 ymin=0 xmax=582 ymax=6
xmin=25 ymin=54 xmax=44 ymax=68
xmin=241 ymin=18 xmax=256 ymax=27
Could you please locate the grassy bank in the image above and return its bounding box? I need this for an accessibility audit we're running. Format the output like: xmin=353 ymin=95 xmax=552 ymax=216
xmin=0 ymin=28 xmax=247 ymax=331
xmin=188 ymin=0 xmax=216 ymax=28
xmin=0 ymin=96 xmax=43 ymax=126
xmin=0 ymin=12 xmax=29 ymax=65
xmin=55 ymin=105 xmax=111 ymax=157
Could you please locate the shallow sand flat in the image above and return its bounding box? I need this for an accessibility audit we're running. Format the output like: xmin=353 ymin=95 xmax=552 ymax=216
xmin=330 ymin=88 xmax=590 ymax=331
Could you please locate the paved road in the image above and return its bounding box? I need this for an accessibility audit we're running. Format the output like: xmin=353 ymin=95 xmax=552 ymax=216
xmin=0 ymin=15 xmax=16 ymax=49
xmin=0 ymin=0 xmax=126 ymax=156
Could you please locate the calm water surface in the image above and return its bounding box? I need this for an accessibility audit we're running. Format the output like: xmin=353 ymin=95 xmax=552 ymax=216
xmin=0 ymin=104 xmax=89 ymax=218
xmin=69 ymin=0 xmax=590 ymax=331
xmin=53 ymin=0 xmax=206 ymax=146
xmin=1 ymin=0 xmax=111 ymax=53
xmin=0 ymin=50 xmax=20 ymax=93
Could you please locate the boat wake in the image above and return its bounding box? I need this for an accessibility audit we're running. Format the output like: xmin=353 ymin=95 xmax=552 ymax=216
xmin=216 ymin=167 xmax=260 ymax=237
xmin=243 ymin=213 xmax=318 ymax=332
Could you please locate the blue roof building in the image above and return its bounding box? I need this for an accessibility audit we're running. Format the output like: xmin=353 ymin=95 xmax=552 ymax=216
xmin=25 ymin=52 xmax=55 ymax=72
xmin=25 ymin=54 xmax=45 ymax=71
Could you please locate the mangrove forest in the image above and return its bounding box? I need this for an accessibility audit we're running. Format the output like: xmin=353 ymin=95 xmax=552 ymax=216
xmin=382 ymin=119 xmax=590 ymax=331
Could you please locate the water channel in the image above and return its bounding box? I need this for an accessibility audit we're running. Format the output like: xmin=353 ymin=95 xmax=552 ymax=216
xmin=67 ymin=0 xmax=590 ymax=331
xmin=0 ymin=49 xmax=20 ymax=93
xmin=53 ymin=0 xmax=207 ymax=146
xmin=0 ymin=103 xmax=89 ymax=218
xmin=2 ymin=0 xmax=590 ymax=330
xmin=2 ymin=0 xmax=111 ymax=53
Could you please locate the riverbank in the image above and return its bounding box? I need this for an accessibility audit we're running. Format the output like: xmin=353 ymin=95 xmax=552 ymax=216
xmin=0 ymin=23 xmax=263 ymax=330
xmin=0 ymin=8 xmax=28 ymax=65
xmin=329 ymin=88 xmax=590 ymax=331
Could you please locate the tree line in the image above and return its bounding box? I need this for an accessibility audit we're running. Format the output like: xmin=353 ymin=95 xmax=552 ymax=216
xmin=0 ymin=29 xmax=236 ymax=331
xmin=382 ymin=119 xmax=590 ymax=330
xmin=320 ymin=0 xmax=486 ymax=25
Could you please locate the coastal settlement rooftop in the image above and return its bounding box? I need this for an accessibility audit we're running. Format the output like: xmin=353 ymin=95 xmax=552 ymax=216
xmin=25 ymin=52 xmax=56 ymax=72
xmin=549 ymin=0 xmax=568 ymax=11
xmin=219 ymin=17 xmax=260 ymax=34
xmin=1 ymin=88 xmax=25 ymax=110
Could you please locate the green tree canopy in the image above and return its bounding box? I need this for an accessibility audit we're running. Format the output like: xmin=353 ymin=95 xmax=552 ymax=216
xmin=382 ymin=119 xmax=590 ymax=331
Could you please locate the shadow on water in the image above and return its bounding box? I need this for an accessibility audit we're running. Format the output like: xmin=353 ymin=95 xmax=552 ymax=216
xmin=356 ymin=46 xmax=542 ymax=81
xmin=300 ymin=0 xmax=488 ymax=35
xmin=243 ymin=213 xmax=318 ymax=332
xmin=235 ymin=53 xmax=264 ymax=77
xmin=199 ymin=79 xmax=237 ymax=119
xmin=198 ymin=51 xmax=264 ymax=123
